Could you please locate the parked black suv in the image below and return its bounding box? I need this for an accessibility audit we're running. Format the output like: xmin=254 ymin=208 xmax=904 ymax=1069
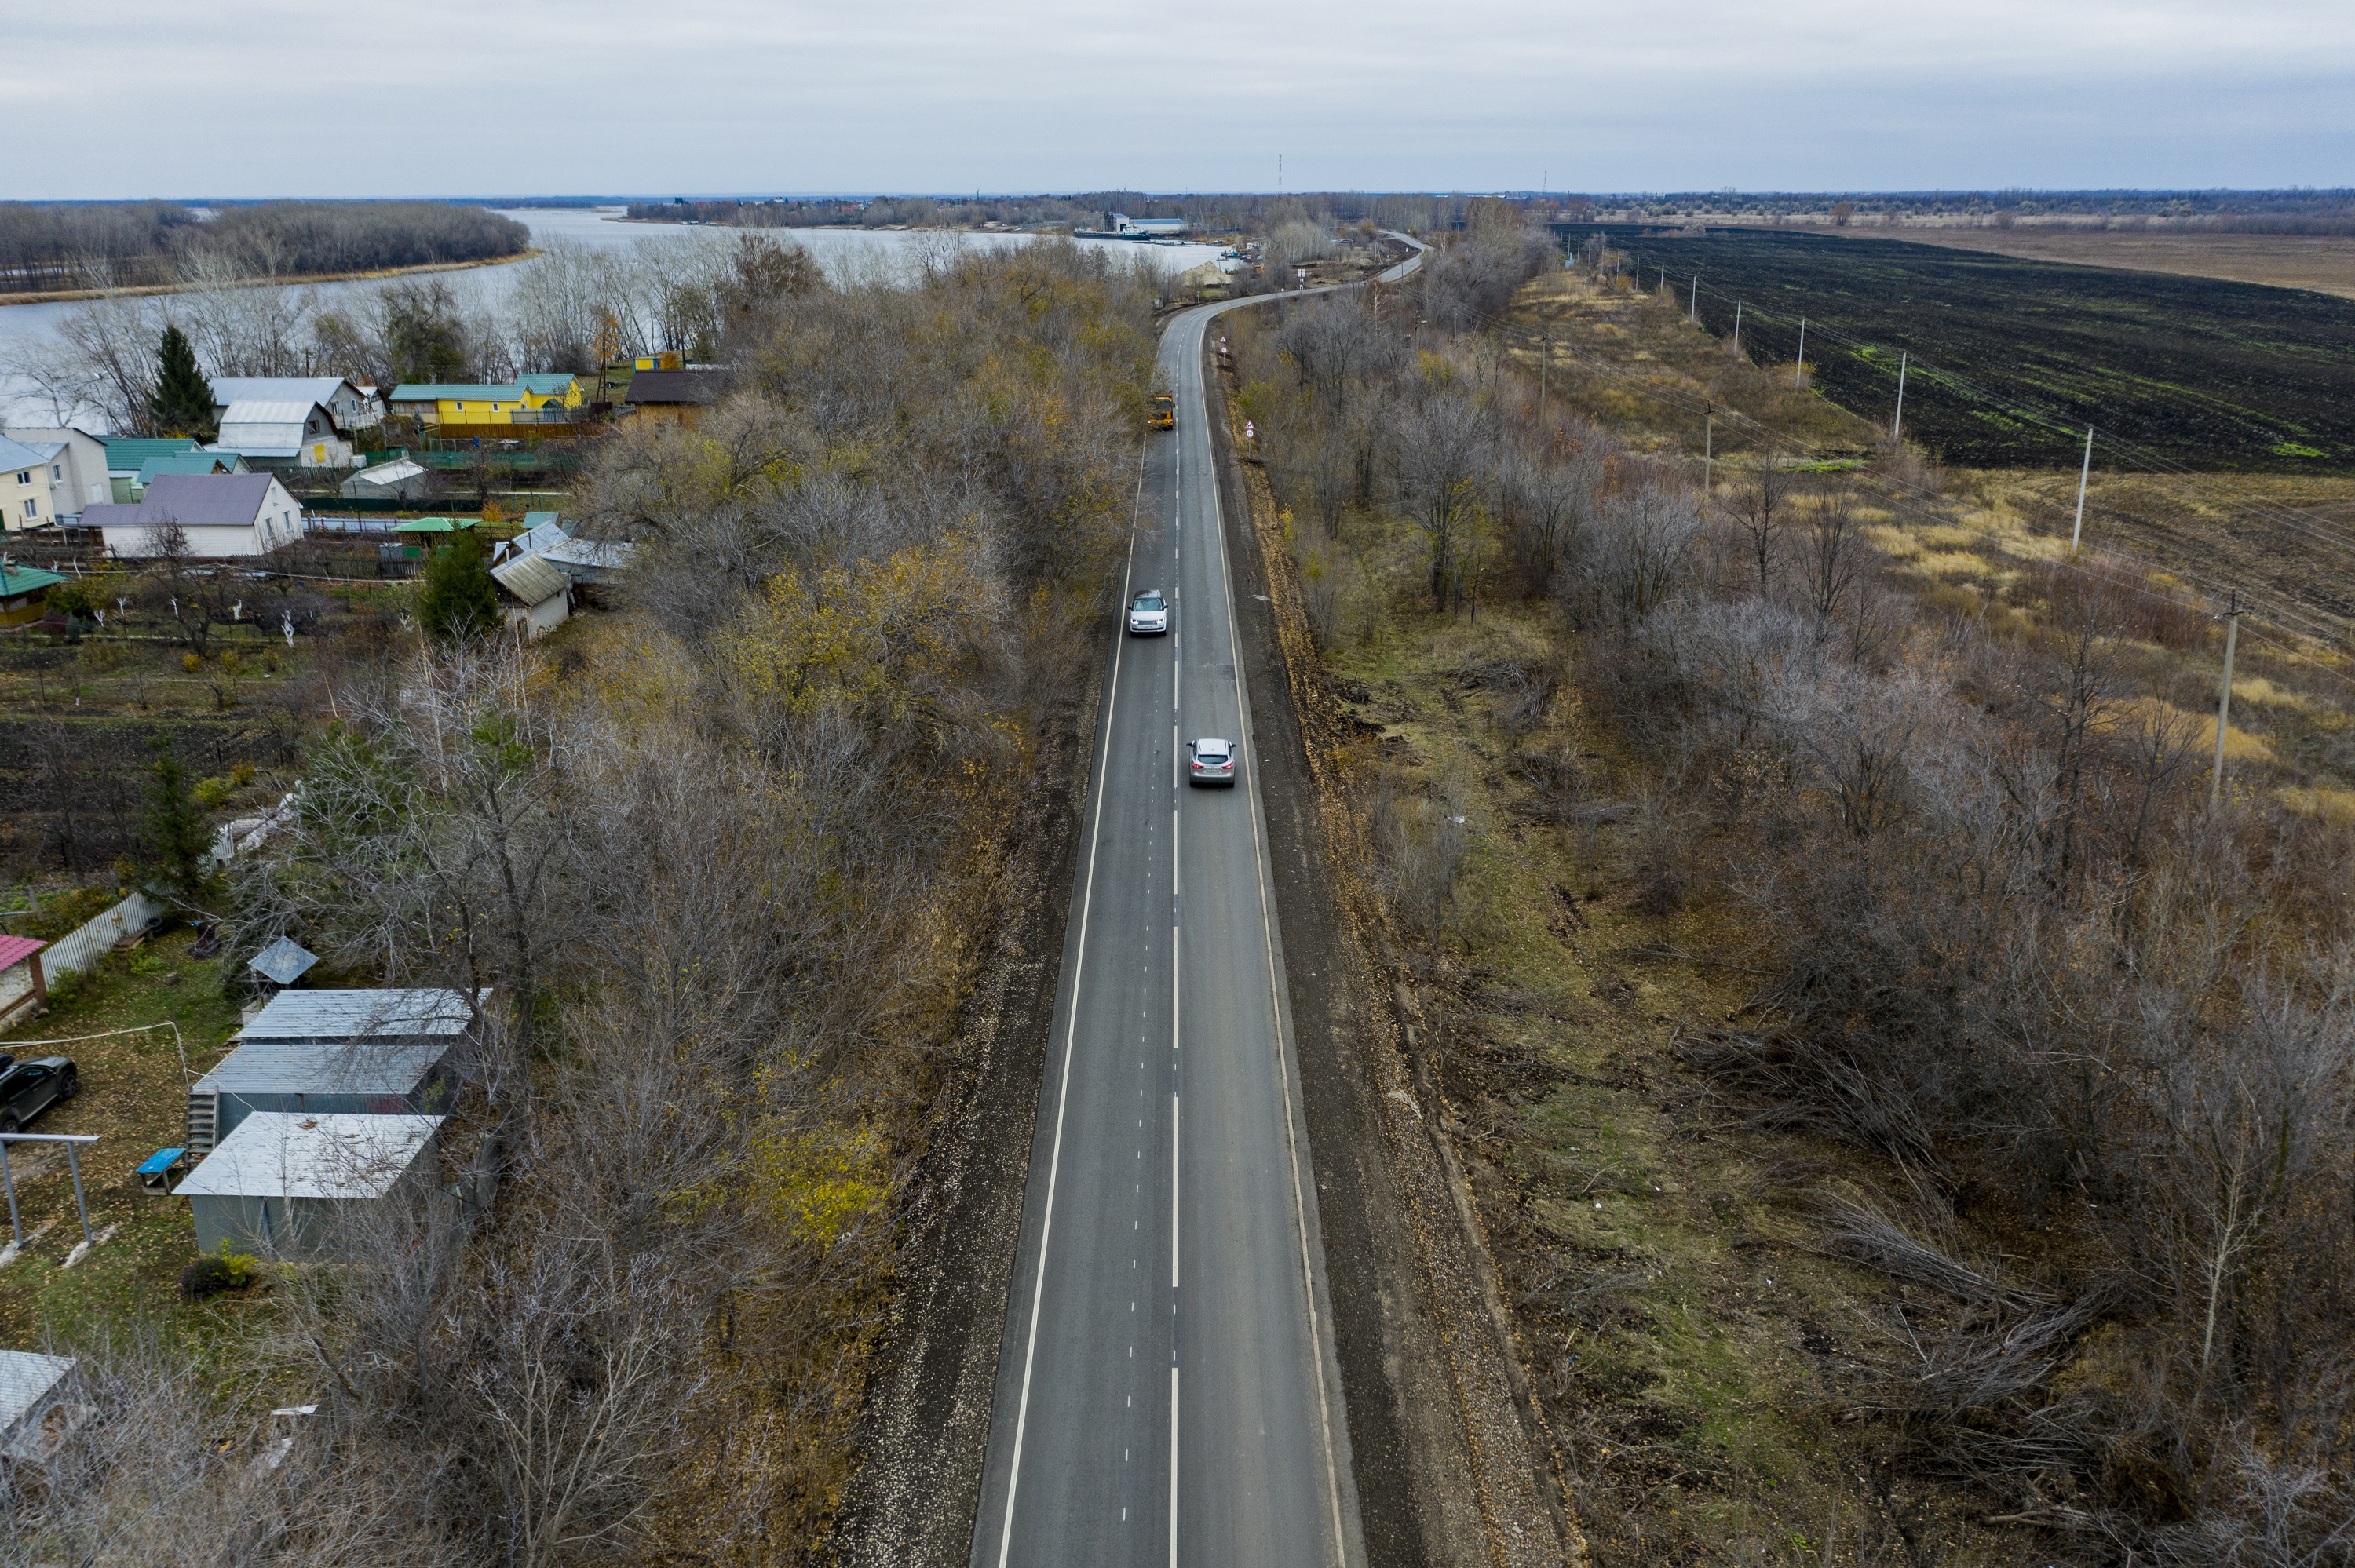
xmin=0 ymin=1055 xmax=78 ymax=1134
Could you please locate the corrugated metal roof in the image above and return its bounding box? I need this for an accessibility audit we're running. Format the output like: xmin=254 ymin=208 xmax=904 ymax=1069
xmin=236 ymin=987 xmax=478 ymax=1043
xmin=521 ymin=510 xmax=561 ymax=529
xmin=214 ymin=432 xmax=303 ymax=459
xmin=101 ymin=437 xmax=198 ymax=472
xmin=248 ymin=935 xmax=319 ymax=985
xmin=0 ymin=437 xmax=53 ymax=470
xmin=542 ymin=536 xmax=637 ymax=573
xmin=0 ymin=935 xmax=44 ymax=971
xmin=210 ymin=377 xmax=355 ymax=408
xmin=176 ymin=1113 xmax=442 ymax=1201
xmin=517 ymin=374 xmax=577 ymax=396
xmin=138 ymin=451 xmax=243 ymax=485
xmin=219 ymin=399 xmax=327 ymax=427
xmin=512 ymin=520 xmax=568 ymax=555
xmin=491 ymin=552 xmax=568 ymax=607
xmin=0 ymin=564 xmax=68 ymax=598
xmin=194 ymin=1035 xmax=448 ymax=1098
xmin=123 ymin=472 xmax=279 ymax=531
xmin=388 ymin=384 xmax=524 ymax=403
xmin=350 ymin=458 xmax=425 ymax=483
xmin=0 ymin=1351 xmax=74 ymax=1437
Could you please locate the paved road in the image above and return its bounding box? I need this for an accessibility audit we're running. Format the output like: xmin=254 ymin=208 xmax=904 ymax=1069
xmin=973 ymin=247 xmax=1422 ymax=1568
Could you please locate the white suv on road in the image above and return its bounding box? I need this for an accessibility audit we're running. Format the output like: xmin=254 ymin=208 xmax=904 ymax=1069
xmin=1128 ymin=589 xmax=1168 ymax=636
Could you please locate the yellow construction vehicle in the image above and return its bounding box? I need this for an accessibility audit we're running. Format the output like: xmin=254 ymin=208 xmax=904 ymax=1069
xmin=1148 ymin=390 xmax=1175 ymax=431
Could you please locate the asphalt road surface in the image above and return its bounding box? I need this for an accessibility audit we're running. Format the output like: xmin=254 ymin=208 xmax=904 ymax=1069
xmin=971 ymin=254 xmax=1420 ymax=1568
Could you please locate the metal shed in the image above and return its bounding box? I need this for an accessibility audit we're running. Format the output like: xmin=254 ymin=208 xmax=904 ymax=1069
xmin=236 ymin=987 xmax=478 ymax=1046
xmin=179 ymin=1113 xmax=444 ymax=1257
xmin=0 ymin=1351 xmax=78 ymax=1462
xmin=192 ymin=1035 xmax=456 ymax=1147
xmin=491 ymin=552 xmax=571 ymax=640
xmin=185 ymin=989 xmax=476 ymax=1156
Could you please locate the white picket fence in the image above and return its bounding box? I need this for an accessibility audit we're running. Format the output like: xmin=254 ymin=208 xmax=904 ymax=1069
xmin=0 ymin=892 xmax=169 ymax=1027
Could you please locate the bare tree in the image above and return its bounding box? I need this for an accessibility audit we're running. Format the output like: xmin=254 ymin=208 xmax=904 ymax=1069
xmin=136 ymin=520 xmax=236 ymax=656
xmin=1730 ymin=455 xmax=1795 ymax=593
xmin=1393 ymin=396 xmax=1492 ymax=608
xmin=1796 ymin=483 xmax=1865 ymax=627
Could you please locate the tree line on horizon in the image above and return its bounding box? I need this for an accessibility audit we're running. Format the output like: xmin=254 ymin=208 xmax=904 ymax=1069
xmin=0 ymin=201 xmax=531 ymax=294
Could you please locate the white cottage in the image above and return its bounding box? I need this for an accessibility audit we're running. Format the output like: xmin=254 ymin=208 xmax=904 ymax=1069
xmin=88 ymin=472 xmax=305 ymax=559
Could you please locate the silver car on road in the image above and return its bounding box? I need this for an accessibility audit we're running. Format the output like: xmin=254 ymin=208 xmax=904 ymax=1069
xmin=1187 ymin=738 xmax=1237 ymax=786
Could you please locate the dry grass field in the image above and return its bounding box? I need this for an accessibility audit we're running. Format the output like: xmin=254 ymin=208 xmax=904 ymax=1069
xmin=1793 ymin=224 xmax=2355 ymax=301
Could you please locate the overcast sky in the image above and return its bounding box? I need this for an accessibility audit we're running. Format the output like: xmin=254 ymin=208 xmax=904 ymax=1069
xmin=11 ymin=0 xmax=2353 ymax=199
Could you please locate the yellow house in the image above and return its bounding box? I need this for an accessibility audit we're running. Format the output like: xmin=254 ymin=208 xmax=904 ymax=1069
xmin=517 ymin=374 xmax=586 ymax=410
xmin=388 ymin=383 xmax=530 ymax=425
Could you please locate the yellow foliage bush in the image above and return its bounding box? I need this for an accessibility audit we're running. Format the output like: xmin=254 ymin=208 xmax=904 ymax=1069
xmin=755 ymin=1127 xmax=885 ymax=1251
xmin=719 ymin=532 xmax=988 ymax=720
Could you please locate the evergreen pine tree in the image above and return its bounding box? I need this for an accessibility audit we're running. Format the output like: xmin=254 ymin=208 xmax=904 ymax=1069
xmin=150 ymin=325 xmax=218 ymax=439
xmin=418 ymin=531 xmax=501 ymax=640
xmin=141 ymin=736 xmax=217 ymax=910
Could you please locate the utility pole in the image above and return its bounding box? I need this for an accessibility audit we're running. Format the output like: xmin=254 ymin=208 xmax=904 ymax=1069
xmin=1689 ymin=274 xmax=1699 ymax=325
xmin=1703 ymin=407 xmax=1714 ymax=497
xmin=2070 ymin=425 xmax=2094 ymax=550
xmin=1732 ymin=297 xmax=1743 ymax=354
xmin=1657 ymin=263 xmax=1666 ymax=294
xmin=2211 ymin=592 xmax=2242 ymax=807
xmin=1539 ymin=328 xmax=1550 ymax=408
xmin=1795 ymin=317 xmax=1806 ymax=387
xmin=1891 ymin=352 xmax=1908 ymax=443
xmin=1277 ymin=154 xmax=1283 ymax=195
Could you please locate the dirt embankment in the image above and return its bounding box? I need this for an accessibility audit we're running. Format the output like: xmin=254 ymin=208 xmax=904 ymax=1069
xmin=823 ymin=668 xmax=1102 ymax=1567
xmin=1207 ymin=330 xmax=1583 ymax=1568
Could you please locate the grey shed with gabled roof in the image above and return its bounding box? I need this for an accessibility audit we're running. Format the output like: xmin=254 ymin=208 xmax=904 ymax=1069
xmin=235 ymin=987 xmax=479 ymax=1045
xmin=179 ymin=1113 xmax=444 ymax=1256
xmin=182 ymin=988 xmax=479 ymax=1157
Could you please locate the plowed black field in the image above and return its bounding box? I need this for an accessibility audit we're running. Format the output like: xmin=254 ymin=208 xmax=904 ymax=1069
xmin=1565 ymin=225 xmax=2355 ymax=474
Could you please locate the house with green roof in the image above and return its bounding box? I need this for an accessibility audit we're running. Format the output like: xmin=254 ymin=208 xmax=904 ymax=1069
xmin=517 ymin=374 xmax=585 ymax=410
xmin=390 ymin=374 xmax=583 ymax=428
xmin=102 ymin=437 xmax=199 ymax=501
xmin=0 ymin=562 xmax=68 ymax=625
xmin=137 ymin=450 xmax=248 ymax=491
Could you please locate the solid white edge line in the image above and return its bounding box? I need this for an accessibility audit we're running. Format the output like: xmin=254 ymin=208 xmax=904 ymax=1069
xmin=1200 ymin=298 xmax=1353 ymax=1568
xmin=992 ymin=439 xmax=1148 ymax=1568
xmin=1170 ymin=1362 xmax=1181 ymax=1568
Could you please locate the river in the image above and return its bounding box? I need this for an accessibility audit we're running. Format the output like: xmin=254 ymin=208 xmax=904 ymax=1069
xmin=0 ymin=208 xmax=1234 ymax=427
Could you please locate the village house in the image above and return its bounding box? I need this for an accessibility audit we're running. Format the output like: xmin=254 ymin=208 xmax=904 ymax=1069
xmin=387 ymin=383 xmax=525 ymax=425
xmin=212 ymin=399 xmax=353 ymax=468
xmin=0 ymin=437 xmax=55 ymax=531
xmin=100 ymin=436 xmax=199 ymax=501
xmin=0 ymin=564 xmax=68 ymax=627
xmin=139 ymin=450 xmax=248 ymax=491
xmin=491 ymin=549 xmax=571 ymax=639
xmin=210 ymin=377 xmax=382 ymax=434
xmin=1 ymin=427 xmax=111 ymax=520
xmin=84 ymin=472 xmax=305 ymax=559
xmin=621 ymin=368 xmax=725 ymax=427
xmin=388 ymin=374 xmax=580 ymax=429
